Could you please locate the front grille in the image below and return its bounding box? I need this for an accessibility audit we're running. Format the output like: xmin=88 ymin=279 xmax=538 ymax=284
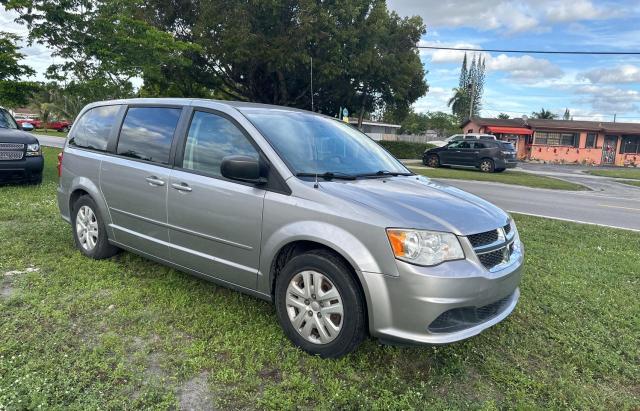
xmin=467 ymin=229 xmax=498 ymax=248
xmin=478 ymin=249 xmax=507 ymax=269
xmin=0 ymin=151 xmax=24 ymax=161
xmin=428 ymin=293 xmax=513 ymax=333
xmin=503 ymin=223 xmax=511 ymax=235
xmin=0 ymin=143 xmax=24 ymax=150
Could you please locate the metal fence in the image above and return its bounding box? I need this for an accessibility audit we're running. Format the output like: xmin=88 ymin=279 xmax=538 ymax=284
xmin=367 ymin=131 xmax=451 ymax=143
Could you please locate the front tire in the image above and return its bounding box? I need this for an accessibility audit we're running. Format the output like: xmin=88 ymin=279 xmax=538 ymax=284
xmin=427 ymin=154 xmax=440 ymax=168
xmin=72 ymin=196 xmax=119 ymax=259
xmin=274 ymin=250 xmax=366 ymax=358
xmin=479 ymin=158 xmax=495 ymax=173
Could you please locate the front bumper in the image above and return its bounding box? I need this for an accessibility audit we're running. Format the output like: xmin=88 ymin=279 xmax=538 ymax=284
xmin=0 ymin=156 xmax=44 ymax=183
xmin=363 ymin=239 xmax=524 ymax=345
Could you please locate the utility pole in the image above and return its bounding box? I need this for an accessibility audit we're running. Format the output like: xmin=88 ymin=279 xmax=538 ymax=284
xmin=310 ymin=57 xmax=314 ymax=112
xmin=468 ymin=79 xmax=476 ymax=119
xmin=613 ymin=113 xmax=616 ymax=123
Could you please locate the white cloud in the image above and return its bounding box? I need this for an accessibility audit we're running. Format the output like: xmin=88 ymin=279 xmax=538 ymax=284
xmin=573 ymin=85 xmax=640 ymax=113
xmin=580 ymin=65 xmax=640 ymax=84
xmin=388 ymin=0 xmax=627 ymax=34
xmin=486 ymin=54 xmax=564 ymax=81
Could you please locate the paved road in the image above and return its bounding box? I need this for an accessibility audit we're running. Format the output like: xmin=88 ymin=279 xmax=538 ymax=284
xmin=436 ymin=178 xmax=640 ymax=232
xmin=36 ymin=134 xmax=65 ymax=148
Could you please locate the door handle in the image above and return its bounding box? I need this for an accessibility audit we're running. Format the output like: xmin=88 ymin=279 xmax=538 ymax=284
xmin=145 ymin=176 xmax=165 ymax=186
xmin=171 ymin=182 xmax=192 ymax=192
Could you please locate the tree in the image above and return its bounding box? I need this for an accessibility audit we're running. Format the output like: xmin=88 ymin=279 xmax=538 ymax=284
xmin=139 ymin=0 xmax=428 ymax=126
xmin=532 ymin=108 xmax=557 ymax=119
xmin=0 ymin=31 xmax=39 ymax=107
xmin=3 ymin=0 xmax=197 ymax=100
xmin=563 ymin=108 xmax=571 ymax=120
xmin=497 ymin=113 xmax=510 ymax=119
xmin=450 ymin=52 xmax=484 ymax=120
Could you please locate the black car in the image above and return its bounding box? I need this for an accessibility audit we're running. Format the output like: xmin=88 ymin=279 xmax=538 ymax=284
xmin=0 ymin=108 xmax=44 ymax=184
xmin=423 ymin=140 xmax=517 ymax=173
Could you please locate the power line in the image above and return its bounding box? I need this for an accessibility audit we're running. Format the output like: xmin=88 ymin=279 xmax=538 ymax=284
xmin=418 ymin=46 xmax=640 ymax=55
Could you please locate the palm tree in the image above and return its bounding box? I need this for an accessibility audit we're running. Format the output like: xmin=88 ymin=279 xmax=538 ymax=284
xmin=448 ymin=87 xmax=470 ymax=120
xmin=497 ymin=113 xmax=510 ymax=119
xmin=531 ymin=108 xmax=557 ymax=119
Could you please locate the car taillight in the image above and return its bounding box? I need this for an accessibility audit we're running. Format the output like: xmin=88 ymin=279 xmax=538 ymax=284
xmin=57 ymin=152 xmax=63 ymax=177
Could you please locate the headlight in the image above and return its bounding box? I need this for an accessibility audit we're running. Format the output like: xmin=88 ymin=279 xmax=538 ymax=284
xmin=386 ymin=229 xmax=465 ymax=266
xmin=26 ymin=143 xmax=41 ymax=156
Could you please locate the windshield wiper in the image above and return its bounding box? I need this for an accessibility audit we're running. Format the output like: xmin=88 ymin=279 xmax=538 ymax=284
xmin=357 ymin=170 xmax=413 ymax=178
xmin=296 ymin=172 xmax=357 ymax=181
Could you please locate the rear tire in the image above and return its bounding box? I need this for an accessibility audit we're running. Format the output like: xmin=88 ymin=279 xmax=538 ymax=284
xmin=479 ymin=158 xmax=495 ymax=173
xmin=427 ymin=154 xmax=440 ymax=168
xmin=71 ymin=195 xmax=119 ymax=259
xmin=274 ymin=249 xmax=366 ymax=358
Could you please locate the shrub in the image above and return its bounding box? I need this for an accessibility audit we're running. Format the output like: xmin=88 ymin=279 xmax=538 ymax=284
xmin=377 ymin=140 xmax=436 ymax=159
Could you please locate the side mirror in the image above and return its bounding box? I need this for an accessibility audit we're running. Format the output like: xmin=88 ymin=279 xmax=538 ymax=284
xmin=220 ymin=155 xmax=266 ymax=184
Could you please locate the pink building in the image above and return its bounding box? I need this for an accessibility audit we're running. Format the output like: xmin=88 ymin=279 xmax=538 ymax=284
xmin=463 ymin=118 xmax=640 ymax=167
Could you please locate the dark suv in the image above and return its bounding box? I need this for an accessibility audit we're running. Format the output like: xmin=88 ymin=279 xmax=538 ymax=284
xmin=423 ymin=140 xmax=517 ymax=173
xmin=0 ymin=108 xmax=44 ymax=184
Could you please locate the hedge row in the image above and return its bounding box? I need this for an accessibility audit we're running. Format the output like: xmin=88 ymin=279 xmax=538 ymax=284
xmin=377 ymin=140 xmax=436 ymax=159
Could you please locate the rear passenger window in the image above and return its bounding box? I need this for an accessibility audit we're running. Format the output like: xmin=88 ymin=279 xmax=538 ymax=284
xmin=116 ymin=107 xmax=181 ymax=164
xmin=182 ymin=111 xmax=258 ymax=178
xmin=69 ymin=105 xmax=120 ymax=151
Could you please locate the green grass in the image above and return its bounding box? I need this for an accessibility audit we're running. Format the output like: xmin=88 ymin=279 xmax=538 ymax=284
xmin=620 ymin=180 xmax=640 ymax=187
xmin=411 ymin=167 xmax=588 ymax=191
xmin=584 ymin=168 xmax=640 ymax=180
xmin=1 ymin=147 xmax=638 ymax=409
xmin=31 ymin=129 xmax=68 ymax=138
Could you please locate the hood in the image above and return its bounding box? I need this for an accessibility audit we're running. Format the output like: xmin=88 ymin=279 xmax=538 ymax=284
xmin=0 ymin=128 xmax=38 ymax=144
xmin=318 ymin=176 xmax=509 ymax=236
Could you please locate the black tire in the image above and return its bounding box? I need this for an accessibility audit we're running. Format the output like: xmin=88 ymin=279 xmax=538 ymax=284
xmin=71 ymin=195 xmax=119 ymax=259
xmin=478 ymin=158 xmax=495 ymax=173
xmin=274 ymin=249 xmax=367 ymax=358
xmin=60 ymin=126 xmax=69 ymax=132
xmin=427 ymin=154 xmax=440 ymax=168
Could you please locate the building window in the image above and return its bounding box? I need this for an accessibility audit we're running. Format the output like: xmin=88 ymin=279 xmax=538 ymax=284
xmin=533 ymin=131 xmax=578 ymax=147
xmin=620 ymin=135 xmax=640 ymax=154
xmin=585 ymin=133 xmax=597 ymax=148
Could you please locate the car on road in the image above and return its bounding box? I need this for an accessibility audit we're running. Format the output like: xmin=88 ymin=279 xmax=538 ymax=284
xmin=16 ymin=118 xmax=72 ymax=132
xmin=0 ymin=108 xmax=44 ymax=184
xmin=429 ymin=133 xmax=497 ymax=147
xmin=57 ymin=98 xmax=524 ymax=358
xmin=423 ymin=140 xmax=518 ymax=173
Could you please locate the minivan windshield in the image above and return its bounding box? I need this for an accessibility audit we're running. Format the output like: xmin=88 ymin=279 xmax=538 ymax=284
xmin=0 ymin=109 xmax=18 ymax=129
xmin=241 ymin=108 xmax=410 ymax=177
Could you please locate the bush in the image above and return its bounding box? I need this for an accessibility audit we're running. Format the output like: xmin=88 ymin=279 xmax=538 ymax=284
xmin=377 ymin=140 xmax=436 ymax=159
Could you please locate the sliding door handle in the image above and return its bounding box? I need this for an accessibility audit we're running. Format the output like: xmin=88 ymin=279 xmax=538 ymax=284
xmin=145 ymin=176 xmax=165 ymax=186
xmin=171 ymin=182 xmax=192 ymax=192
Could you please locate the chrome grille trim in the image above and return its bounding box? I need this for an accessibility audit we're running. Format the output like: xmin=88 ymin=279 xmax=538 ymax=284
xmin=0 ymin=151 xmax=24 ymax=160
xmin=466 ymin=222 xmax=518 ymax=271
xmin=0 ymin=143 xmax=24 ymax=150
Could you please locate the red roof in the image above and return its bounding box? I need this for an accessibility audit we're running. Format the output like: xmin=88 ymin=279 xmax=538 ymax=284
xmin=486 ymin=126 xmax=533 ymax=135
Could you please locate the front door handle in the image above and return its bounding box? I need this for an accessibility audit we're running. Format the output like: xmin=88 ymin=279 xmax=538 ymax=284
xmin=171 ymin=182 xmax=192 ymax=192
xmin=145 ymin=176 xmax=165 ymax=186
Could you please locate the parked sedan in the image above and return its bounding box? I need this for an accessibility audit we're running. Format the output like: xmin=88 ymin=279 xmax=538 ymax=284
xmin=423 ymin=140 xmax=517 ymax=173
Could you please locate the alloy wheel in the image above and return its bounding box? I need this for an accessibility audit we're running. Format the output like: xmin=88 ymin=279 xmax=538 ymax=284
xmin=285 ymin=270 xmax=344 ymax=344
xmin=76 ymin=205 xmax=99 ymax=251
xmin=480 ymin=160 xmax=493 ymax=172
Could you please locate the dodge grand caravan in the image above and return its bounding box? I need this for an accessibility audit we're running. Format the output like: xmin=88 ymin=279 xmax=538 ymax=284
xmin=57 ymin=99 xmax=524 ymax=358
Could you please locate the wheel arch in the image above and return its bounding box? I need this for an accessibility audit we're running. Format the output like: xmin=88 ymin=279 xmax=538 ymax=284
xmin=68 ymin=177 xmax=112 ymax=232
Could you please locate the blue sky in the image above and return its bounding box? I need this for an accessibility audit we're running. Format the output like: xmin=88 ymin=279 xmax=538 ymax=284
xmin=3 ymin=1 xmax=640 ymax=122
xmin=388 ymin=0 xmax=640 ymax=121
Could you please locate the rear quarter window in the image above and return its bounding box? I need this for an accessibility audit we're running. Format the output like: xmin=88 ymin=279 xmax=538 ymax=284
xmin=69 ymin=105 xmax=121 ymax=151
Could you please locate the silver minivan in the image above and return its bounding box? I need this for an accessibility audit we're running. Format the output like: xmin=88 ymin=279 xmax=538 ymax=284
xmin=57 ymin=99 xmax=524 ymax=358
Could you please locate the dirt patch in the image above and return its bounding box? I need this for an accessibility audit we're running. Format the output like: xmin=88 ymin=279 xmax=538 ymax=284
xmin=4 ymin=267 xmax=40 ymax=276
xmin=178 ymin=371 xmax=215 ymax=411
xmin=2 ymin=266 xmax=39 ymax=298
xmin=1 ymin=280 xmax=14 ymax=298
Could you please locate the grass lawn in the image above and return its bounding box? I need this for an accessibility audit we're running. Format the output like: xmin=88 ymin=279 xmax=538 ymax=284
xmin=584 ymin=168 xmax=640 ymax=180
xmin=411 ymin=167 xmax=588 ymax=191
xmin=31 ymin=129 xmax=68 ymax=138
xmin=620 ymin=180 xmax=640 ymax=187
xmin=1 ymin=147 xmax=638 ymax=409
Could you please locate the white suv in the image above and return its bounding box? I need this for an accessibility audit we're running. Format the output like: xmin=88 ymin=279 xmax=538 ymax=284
xmin=431 ymin=133 xmax=496 ymax=147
